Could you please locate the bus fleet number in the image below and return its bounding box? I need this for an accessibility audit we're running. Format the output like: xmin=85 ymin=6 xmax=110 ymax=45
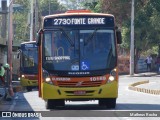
xmin=90 ymin=76 xmax=106 ymax=81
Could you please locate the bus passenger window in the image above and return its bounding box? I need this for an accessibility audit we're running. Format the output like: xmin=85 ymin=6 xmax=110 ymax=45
xmin=28 ymin=57 xmax=34 ymax=67
xmin=44 ymin=33 xmax=52 ymax=56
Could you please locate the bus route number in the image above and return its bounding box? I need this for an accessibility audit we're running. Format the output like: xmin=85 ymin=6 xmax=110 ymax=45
xmin=53 ymin=18 xmax=86 ymax=25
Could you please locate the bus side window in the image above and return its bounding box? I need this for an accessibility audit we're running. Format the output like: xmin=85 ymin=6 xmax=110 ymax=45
xmin=28 ymin=57 xmax=34 ymax=67
xmin=44 ymin=33 xmax=52 ymax=56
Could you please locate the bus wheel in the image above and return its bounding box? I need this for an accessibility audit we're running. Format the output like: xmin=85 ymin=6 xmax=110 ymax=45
xmin=45 ymin=99 xmax=65 ymax=109
xmin=99 ymin=98 xmax=116 ymax=109
xmin=106 ymin=98 xmax=116 ymax=109
xmin=26 ymin=87 xmax=32 ymax=92
xmin=46 ymin=99 xmax=56 ymax=109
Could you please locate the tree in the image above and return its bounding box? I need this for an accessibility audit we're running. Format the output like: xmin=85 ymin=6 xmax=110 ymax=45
xmin=120 ymin=0 xmax=160 ymax=72
xmin=100 ymin=0 xmax=131 ymax=27
xmin=39 ymin=0 xmax=66 ymax=16
xmin=13 ymin=0 xmax=30 ymax=44
xmin=13 ymin=0 xmax=65 ymax=44
xmin=84 ymin=0 xmax=160 ymax=72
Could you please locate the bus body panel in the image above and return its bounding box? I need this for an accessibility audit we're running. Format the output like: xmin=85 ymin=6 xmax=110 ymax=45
xmin=44 ymin=12 xmax=114 ymax=20
xmin=19 ymin=41 xmax=38 ymax=89
xmin=37 ymin=10 xmax=121 ymax=108
xmin=38 ymin=44 xmax=43 ymax=97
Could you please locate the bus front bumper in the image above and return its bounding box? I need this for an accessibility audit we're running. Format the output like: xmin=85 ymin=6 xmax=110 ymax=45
xmin=20 ymin=78 xmax=38 ymax=87
xmin=41 ymin=81 xmax=118 ymax=100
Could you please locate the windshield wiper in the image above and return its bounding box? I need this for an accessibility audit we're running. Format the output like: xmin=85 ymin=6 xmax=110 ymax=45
xmin=106 ymin=46 xmax=113 ymax=67
xmin=84 ymin=29 xmax=97 ymax=46
xmin=60 ymin=28 xmax=74 ymax=47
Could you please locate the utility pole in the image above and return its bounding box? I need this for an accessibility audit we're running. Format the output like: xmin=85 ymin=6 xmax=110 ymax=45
xmin=7 ymin=0 xmax=14 ymax=99
xmin=130 ymin=0 xmax=135 ymax=76
xmin=159 ymin=43 xmax=160 ymax=57
xmin=35 ymin=0 xmax=39 ymax=38
xmin=49 ymin=0 xmax=51 ymax=15
xmin=30 ymin=0 xmax=34 ymax=41
xmin=8 ymin=0 xmax=13 ymax=85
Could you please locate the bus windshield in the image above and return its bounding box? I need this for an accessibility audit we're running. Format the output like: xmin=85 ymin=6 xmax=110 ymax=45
xmin=43 ymin=28 xmax=116 ymax=74
xmin=21 ymin=46 xmax=38 ymax=74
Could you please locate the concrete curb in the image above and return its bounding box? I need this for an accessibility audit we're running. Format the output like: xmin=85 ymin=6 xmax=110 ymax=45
xmin=128 ymin=80 xmax=160 ymax=95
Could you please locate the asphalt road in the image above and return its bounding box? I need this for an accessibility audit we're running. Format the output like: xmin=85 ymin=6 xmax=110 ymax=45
xmin=0 ymin=74 xmax=160 ymax=120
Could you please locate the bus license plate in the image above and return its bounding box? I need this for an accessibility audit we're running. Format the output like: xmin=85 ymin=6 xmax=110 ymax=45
xmin=74 ymin=90 xmax=86 ymax=95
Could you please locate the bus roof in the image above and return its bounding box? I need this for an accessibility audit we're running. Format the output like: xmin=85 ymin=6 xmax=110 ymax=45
xmin=65 ymin=10 xmax=92 ymax=13
xmin=44 ymin=10 xmax=114 ymax=19
xmin=21 ymin=41 xmax=36 ymax=45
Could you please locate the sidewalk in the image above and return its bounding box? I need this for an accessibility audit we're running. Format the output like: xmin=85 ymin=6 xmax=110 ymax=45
xmin=0 ymin=81 xmax=21 ymax=102
xmin=127 ymin=72 xmax=160 ymax=95
xmin=133 ymin=72 xmax=159 ymax=77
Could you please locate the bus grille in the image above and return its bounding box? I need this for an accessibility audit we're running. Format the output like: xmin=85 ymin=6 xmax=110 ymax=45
xmin=57 ymin=81 xmax=103 ymax=87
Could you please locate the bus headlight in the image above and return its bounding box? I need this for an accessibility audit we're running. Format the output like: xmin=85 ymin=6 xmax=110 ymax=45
xmin=43 ymin=69 xmax=52 ymax=85
xmin=22 ymin=75 xmax=25 ymax=78
xmin=108 ymin=69 xmax=117 ymax=83
xmin=108 ymin=76 xmax=115 ymax=81
xmin=45 ymin=77 xmax=51 ymax=82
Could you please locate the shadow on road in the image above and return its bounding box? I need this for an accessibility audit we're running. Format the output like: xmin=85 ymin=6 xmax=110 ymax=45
xmin=49 ymin=103 xmax=160 ymax=111
xmin=51 ymin=104 xmax=107 ymax=110
xmin=117 ymin=103 xmax=160 ymax=110
xmin=43 ymin=103 xmax=160 ymax=117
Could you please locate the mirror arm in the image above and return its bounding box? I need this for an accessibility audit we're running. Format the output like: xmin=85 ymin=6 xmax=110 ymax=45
xmin=36 ymin=29 xmax=43 ymax=46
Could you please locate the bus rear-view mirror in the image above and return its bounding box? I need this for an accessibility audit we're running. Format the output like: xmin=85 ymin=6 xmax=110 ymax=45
xmin=17 ymin=47 xmax=21 ymax=59
xmin=116 ymin=30 xmax=122 ymax=44
xmin=36 ymin=29 xmax=43 ymax=46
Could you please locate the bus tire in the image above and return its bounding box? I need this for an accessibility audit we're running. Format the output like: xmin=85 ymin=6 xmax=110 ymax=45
xmin=45 ymin=99 xmax=65 ymax=109
xmin=45 ymin=99 xmax=56 ymax=109
xmin=56 ymin=99 xmax=65 ymax=107
xmin=99 ymin=98 xmax=116 ymax=109
xmin=26 ymin=87 xmax=32 ymax=92
xmin=106 ymin=98 xmax=116 ymax=109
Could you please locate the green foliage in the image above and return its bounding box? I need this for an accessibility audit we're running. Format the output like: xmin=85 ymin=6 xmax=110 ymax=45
xmin=13 ymin=0 xmax=64 ymax=44
xmin=92 ymin=0 xmax=103 ymax=13
xmin=120 ymin=26 xmax=130 ymax=49
xmin=63 ymin=0 xmax=79 ymax=10
xmin=13 ymin=0 xmax=160 ymax=56
xmin=142 ymin=46 xmax=159 ymax=56
xmin=13 ymin=0 xmax=30 ymax=44
xmin=133 ymin=0 xmax=160 ymax=53
xmin=39 ymin=0 xmax=64 ymax=16
xmin=84 ymin=0 xmax=160 ymax=56
xmin=105 ymin=0 xmax=160 ymax=55
xmin=14 ymin=0 xmax=30 ymax=11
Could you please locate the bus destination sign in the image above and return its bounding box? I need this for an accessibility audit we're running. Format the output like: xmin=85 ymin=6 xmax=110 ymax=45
xmin=44 ymin=16 xmax=114 ymax=27
xmin=53 ymin=17 xmax=105 ymax=25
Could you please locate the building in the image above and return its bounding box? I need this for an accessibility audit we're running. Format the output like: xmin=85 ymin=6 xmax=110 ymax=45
xmin=0 ymin=1 xmax=8 ymax=65
xmin=0 ymin=1 xmax=20 ymax=80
